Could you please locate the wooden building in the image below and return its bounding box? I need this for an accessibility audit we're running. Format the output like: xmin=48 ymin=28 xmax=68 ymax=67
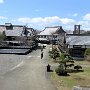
xmin=66 ymin=34 xmax=90 ymax=59
xmin=38 ymin=26 xmax=66 ymax=44
xmin=0 ymin=23 xmax=38 ymax=47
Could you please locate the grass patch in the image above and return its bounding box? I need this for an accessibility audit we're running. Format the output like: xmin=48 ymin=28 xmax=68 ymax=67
xmin=75 ymin=60 xmax=90 ymax=65
xmin=84 ymin=48 xmax=90 ymax=56
xmin=50 ymin=71 xmax=76 ymax=90
xmin=49 ymin=48 xmax=90 ymax=90
xmin=50 ymin=67 xmax=90 ymax=90
xmin=76 ymin=67 xmax=90 ymax=78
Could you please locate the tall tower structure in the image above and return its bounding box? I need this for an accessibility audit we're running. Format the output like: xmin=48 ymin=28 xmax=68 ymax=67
xmin=73 ymin=25 xmax=81 ymax=34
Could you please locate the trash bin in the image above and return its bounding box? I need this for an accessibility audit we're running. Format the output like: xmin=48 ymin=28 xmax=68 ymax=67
xmin=47 ymin=64 xmax=51 ymax=72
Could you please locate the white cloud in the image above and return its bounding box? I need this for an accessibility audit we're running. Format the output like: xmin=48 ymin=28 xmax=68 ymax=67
xmin=43 ymin=16 xmax=60 ymax=23
xmin=17 ymin=16 xmax=76 ymax=30
xmin=60 ymin=18 xmax=75 ymax=24
xmin=17 ymin=15 xmax=90 ymax=30
xmin=18 ymin=17 xmax=43 ymax=23
xmin=77 ymin=20 xmax=90 ymax=30
xmin=77 ymin=21 xmax=90 ymax=26
xmin=0 ymin=16 xmax=7 ymax=19
xmin=18 ymin=16 xmax=75 ymax=26
xmin=77 ymin=21 xmax=90 ymax=28
xmin=0 ymin=0 xmax=4 ymax=3
xmin=83 ymin=13 xmax=90 ymax=20
xmin=18 ymin=16 xmax=60 ymax=24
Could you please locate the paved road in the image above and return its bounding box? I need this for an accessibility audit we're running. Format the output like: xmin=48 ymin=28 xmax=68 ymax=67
xmin=0 ymin=45 xmax=57 ymax=90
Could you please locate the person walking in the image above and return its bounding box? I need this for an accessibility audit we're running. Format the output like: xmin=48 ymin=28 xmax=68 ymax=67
xmin=41 ymin=51 xmax=43 ymax=59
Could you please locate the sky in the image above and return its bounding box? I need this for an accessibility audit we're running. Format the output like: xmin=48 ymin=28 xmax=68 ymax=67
xmin=0 ymin=0 xmax=90 ymax=31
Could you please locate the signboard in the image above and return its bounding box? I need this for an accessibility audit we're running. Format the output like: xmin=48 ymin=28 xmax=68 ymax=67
xmin=73 ymin=45 xmax=82 ymax=48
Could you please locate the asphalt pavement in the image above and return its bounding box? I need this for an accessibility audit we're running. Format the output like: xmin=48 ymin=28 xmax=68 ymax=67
xmin=0 ymin=44 xmax=57 ymax=90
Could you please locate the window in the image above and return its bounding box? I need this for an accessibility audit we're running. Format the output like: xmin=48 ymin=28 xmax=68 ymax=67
xmin=44 ymin=35 xmax=46 ymax=38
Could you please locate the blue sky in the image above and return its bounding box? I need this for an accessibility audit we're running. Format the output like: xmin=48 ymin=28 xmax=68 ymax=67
xmin=0 ymin=0 xmax=90 ymax=30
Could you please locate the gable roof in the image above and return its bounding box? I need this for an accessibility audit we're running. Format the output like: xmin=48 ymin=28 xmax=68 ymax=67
xmin=66 ymin=34 xmax=90 ymax=45
xmin=5 ymin=29 xmax=23 ymax=36
xmin=5 ymin=27 xmax=35 ymax=37
xmin=39 ymin=26 xmax=65 ymax=35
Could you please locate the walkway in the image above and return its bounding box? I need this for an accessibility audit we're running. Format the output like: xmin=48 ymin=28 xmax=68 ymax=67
xmin=0 ymin=44 xmax=57 ymax=90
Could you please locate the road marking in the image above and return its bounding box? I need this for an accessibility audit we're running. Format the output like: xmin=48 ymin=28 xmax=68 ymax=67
xmin=9 ymin=61 xmax=24 ymax=71
xmin=27 ymin=55 xmax=40 ymax=58
xmin=28 ymin=56 xmax=32 ymax=58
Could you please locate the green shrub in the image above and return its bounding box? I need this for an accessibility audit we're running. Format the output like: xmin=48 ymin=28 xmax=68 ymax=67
xmin=55 ymin=68 xmax=67 ymax=76
xmin=59 ymin=53 xmax=65 ymax=60
xmin=48 ymin=48 xmax=60 ymax=60
xmin=74 ymin=65 xmax=82 ymax=71
xmin=0 ymin=31 xmax=6 ymax=41
xmin=55 ymin=63 xmax=68 ymax=76
xmin=66 ymin=69 xmax=74 ymax=73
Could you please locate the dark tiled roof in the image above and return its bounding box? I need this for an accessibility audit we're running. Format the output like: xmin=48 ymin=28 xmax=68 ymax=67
xmin=66 ymin=34 xmax=90 ymax=45
xmin=5 ymin=29 xmax=23 ymax=36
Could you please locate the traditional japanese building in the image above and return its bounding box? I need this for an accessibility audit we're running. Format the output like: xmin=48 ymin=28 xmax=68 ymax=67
xmin=38 ymin=26 xmax=66 ymax=44
xmin=66 ymin=34 xmax=90 ymax=59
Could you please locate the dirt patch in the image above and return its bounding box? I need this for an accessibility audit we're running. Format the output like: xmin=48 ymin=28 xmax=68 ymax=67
xmin=85 ymin=55 xmax=90 ymax=61
xmin=74 ymin=77 xmax=85 ymax=81
xmin=73 ymin=75 xmax=90 ymax=86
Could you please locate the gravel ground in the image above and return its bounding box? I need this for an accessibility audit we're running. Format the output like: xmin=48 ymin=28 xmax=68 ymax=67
xmin=0 ymin=54 xmax=26 ymax=75
xmin=0 ymin=45 xmax=57 ymax=90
